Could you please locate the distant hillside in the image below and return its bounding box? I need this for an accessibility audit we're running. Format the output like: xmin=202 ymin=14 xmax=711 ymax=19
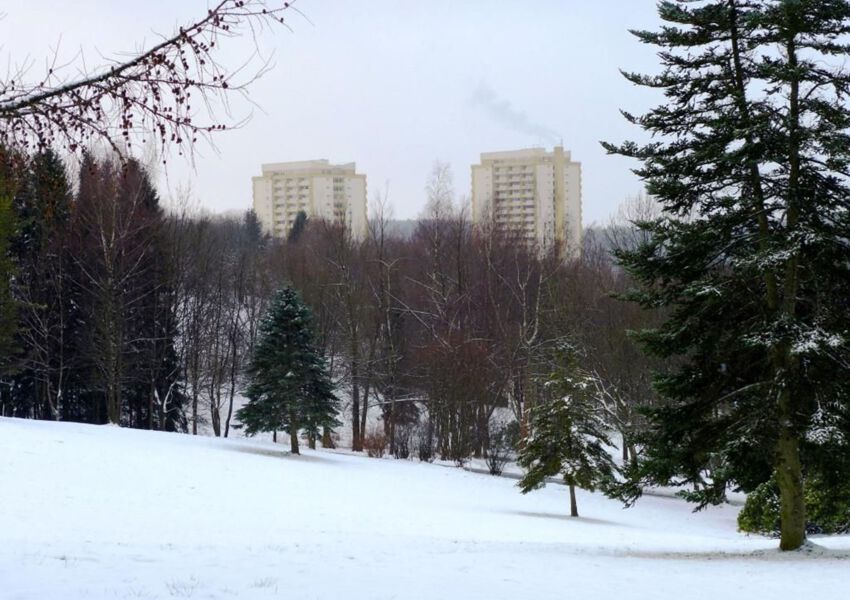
xmin=381 ymin=219 xmax=418 ymax=239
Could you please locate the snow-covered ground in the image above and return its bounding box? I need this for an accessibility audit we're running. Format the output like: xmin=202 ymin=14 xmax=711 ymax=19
xmin=1 ymin=417 xmax=847 ymax=599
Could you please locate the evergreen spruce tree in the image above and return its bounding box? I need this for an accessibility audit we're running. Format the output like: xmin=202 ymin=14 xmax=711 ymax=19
xmin=12 ymin=150 xmax=73 ymax=420
xmin=0 ymin=189 xmax=17 ymax=379
xmin=70 ymin=155 xmax=181 ymax=426
xmin=0 ymin=148 xmax=26 ymax=391
xmin=120 ymin=159 xmax=186 ymax=431
xmin=243 ymin=209 xmax=266 ymax=248
xmin=605 ymin=0 xmax=850 ymax=550
xmin=287 ymin=210 xmax=308 ymax=244
xmin=237 ymin=285 xmax=338 ymax=454
xmin=517 ymin=344 xmax=618 ymax=517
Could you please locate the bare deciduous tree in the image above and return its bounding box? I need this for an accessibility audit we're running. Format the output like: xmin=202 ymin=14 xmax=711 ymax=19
xmin=0 ymin=1 xmax=299 ymax=156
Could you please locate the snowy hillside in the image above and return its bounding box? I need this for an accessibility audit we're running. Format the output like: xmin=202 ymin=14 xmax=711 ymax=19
xmin=1 ymin=418 xmax=847 ymax=600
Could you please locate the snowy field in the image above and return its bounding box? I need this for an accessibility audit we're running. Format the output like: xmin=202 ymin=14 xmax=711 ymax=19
xmin=1 ymin=417 xmax=848 ymax=600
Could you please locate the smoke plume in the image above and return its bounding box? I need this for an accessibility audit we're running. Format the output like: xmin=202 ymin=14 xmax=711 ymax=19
xmin=469 ymin=81 xmax=560 ymax=146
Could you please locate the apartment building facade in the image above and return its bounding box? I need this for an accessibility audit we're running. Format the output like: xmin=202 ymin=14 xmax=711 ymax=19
xmin=252 ymin=159 xmax=368 ymax=240
xmin=471 ymin=146 xmax=582 ymax=254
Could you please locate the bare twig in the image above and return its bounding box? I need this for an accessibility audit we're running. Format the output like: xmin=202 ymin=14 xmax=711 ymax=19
xmin=0 ymin=1 xmax=299 ymax=159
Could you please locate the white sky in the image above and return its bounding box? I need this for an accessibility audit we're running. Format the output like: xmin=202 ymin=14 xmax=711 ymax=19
xmin=1 ymin=1 xmax=664 ymax=224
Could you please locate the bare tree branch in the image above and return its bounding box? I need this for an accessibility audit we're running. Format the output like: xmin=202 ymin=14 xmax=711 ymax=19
xmin=0 ymin=1 xmax=298 ymax=158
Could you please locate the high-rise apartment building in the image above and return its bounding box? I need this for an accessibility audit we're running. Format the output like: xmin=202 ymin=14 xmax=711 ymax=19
xmin=252 ymin=160 xmax=368 ymax=240
xmin=471 ymin=146 xmax=582 ymax=254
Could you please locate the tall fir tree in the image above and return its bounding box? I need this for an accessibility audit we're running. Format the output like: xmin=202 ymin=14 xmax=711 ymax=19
xmin=69 ymin=155 xmax=185 ymax=427
xmin=0 ymin=148 xmax=25 ymax=400
xmin=605 ymin=0 xmax=850 ymax=550
xmin=517 ymin=344 xmax=618 ymax=517
xmin=243 ymin=209 xmax=266 ymax=248
xmin=0 ymin=186 xmax=17 ymax=381
xmin=11 ymin=150 xmax=73 ymax=420
xmin=287 ymin=210 xmax=308 ymax=244
xmin=119 ymin=159 xmax=186 ymax=431
xmin=237 ymin=285 xmax=338 ymax=454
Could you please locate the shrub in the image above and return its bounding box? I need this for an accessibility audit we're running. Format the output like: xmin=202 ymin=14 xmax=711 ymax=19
xmin=393 ymin=424 xmax=412 ymax=459
xmin=416 ymin=424 xmax=435 ymax=463
xmin=363 ymin=428 xmax=388 ymax=458
xmin=737 ymin=481 xmax=781 ymax=535
xmin=738 ymin=477 xmax=850 ymax=535
xmin=805 ymin=476 xmax=850 ymax=534
xmin=485 ymin=423 xmax=515 ymax=476
xmin=503 ymin=420 xmax=521 ymax=448
xmin=453 ymin=454 xmax=469 ymax=468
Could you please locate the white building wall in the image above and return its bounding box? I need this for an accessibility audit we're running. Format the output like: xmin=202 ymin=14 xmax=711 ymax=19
xmin=470 ymin=146 xmax=582 ymax=255
xmin=251 ymin=159 xmax=368 ymax=240
xmin=535 ymin=163 xmax=555 ymax=246
xmin=347 ymin=177 xmax=368 ymax=239
xmin=471 ymin=165 xmax=493 ymax=222
xmin=564 ymin=162 xmax=583 ymax=256
xmin=252 ymin=177 xmax=274 ymax=235
xmin=313 ymin=176 xmax=333 ymax=219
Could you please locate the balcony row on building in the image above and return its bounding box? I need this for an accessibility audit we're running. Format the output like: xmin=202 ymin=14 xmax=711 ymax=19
xmin=251 ymin=146 xmax=582 ymax=253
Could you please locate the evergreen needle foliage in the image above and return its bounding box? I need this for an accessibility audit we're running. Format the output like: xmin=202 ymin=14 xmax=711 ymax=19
xmin=237 ymin=285 xmax=339 ymax=454
xmin=0 ymin=187 xmax=18 ymax=376
xmin=518 ymin=344 xmax=618 ymax=517
xmin=605 ymin=0 xmax=850 ymax=550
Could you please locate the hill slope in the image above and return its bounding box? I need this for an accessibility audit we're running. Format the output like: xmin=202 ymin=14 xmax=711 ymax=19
xmin=1 ymin=417 xmax=847 ymax=599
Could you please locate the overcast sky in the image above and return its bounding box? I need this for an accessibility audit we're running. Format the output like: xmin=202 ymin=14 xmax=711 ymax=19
xmin=2 ymin=1 xmax=665 ymax=224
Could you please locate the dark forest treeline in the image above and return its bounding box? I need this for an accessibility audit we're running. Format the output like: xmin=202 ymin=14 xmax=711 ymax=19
xmin=0 ymin=149 xmax=277 ymax=435
xmin=0 ymin=150 xmax=660 ymax=463
xmin=1 ymin=150 xmax=186 ymax=429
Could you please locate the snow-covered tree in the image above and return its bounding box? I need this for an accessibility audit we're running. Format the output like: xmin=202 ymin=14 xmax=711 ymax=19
xmin=605 ymin=0 xmax=850 ymax=550
xmin=237 ymin=285 xmax=338 ymax=454
xmin=518 ymin=344 xmax=618 ymax=517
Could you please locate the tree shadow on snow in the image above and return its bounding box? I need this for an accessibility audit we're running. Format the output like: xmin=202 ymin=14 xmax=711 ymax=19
xmin=505 ymin=509 xmax=625 ymax=528
xmin=623 ymin=541 xmax=850 ymax=561
xmin=228 ymin=444 xmax=334 ymax=463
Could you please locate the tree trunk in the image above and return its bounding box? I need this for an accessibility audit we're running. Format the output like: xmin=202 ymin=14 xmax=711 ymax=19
xmin=147 ymin=385 xmax=153 ymax=429
xmin=106 ymin=379 xmax=121 ymax=425
xmin=351 ymin=345 xmax=361 ymax=451
xmin=775 ymin=33 xmax=806 ymax=554
xmin=322 ymin=426 xmax=335 ymax=448
xmin=776 ymin=393 xmax=806 ymax=550
xmin=159 ymin=388 xmax=167 ymax=431
xmin=388 ymin=394 xmax=396 ymax=455
xmin=191 ymin=389 xmax=199 ymax=435
xmin=569 ymin=482 xmax=579 ymax=518
xmin=731 ymin=7 xmax=804 ymax=550
xmin=360 ymin=375 xmax=371 ymax=448
xmin=211 ymin=398 xmax=221 ymax=437
xmin=224 ymin=322 xmax=239 ymax=438
xmin=289 ymin=410 xmax=300 ymax=454
xmin=224 ymin=365 xmax=236 ymax=438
